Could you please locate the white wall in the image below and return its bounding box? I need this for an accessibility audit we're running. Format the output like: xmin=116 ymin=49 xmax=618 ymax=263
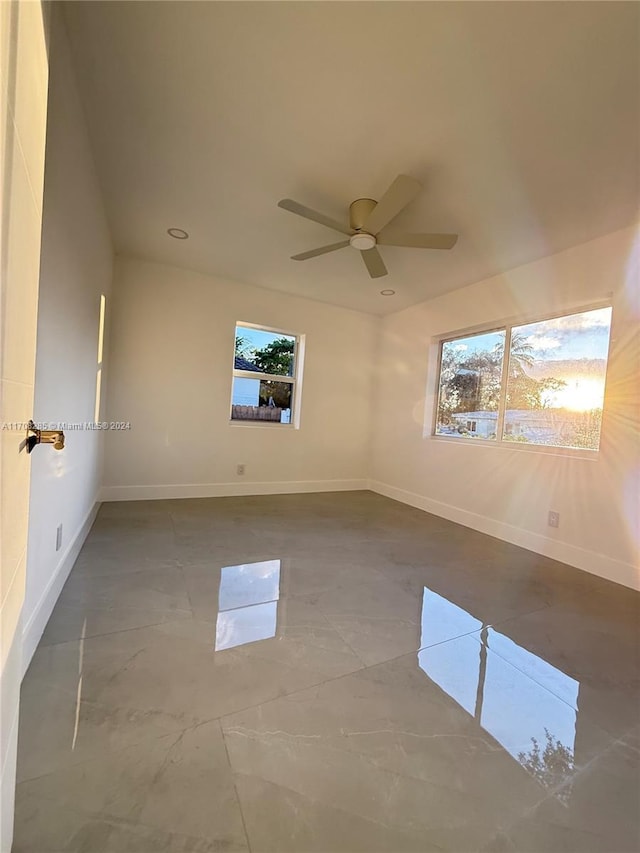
xmin=371 ymin=226 xmax=639 ymax=590
xmin=103 ymin=257 xmax=376 ymax=499
xmin=22 ymin=9 xmax=113 ymax=670
xmin=0 ymin=2 xmax=49 ymax=849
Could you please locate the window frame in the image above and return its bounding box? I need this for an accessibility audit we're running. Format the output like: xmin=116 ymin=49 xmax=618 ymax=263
xmin=429 ymin=300 xmax=613 ymax=457
xmin=94 ymin=294 xmax=106 ymax=422
xmin=229 ymin=320 xmax=305 ymax=429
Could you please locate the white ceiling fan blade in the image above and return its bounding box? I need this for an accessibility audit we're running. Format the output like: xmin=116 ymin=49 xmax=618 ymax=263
xmin=360 ymin=247 xmax=388 ymax=278
xmin=278 ymin=199 xmax=353 ymax=236
xmin=291 ymin=241 xmax=350 ymax=261
xmin=378 ymin=232 xmax=458 ymax=250
xmin=362 ymin=175 xmax=422 ymax=235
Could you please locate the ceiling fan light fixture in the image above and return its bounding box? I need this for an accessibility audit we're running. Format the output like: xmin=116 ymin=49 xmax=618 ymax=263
xmin=278 ymin=174 xmax=459 ymax=279
xmin=349 ymin=232 xmax=376 ymax=251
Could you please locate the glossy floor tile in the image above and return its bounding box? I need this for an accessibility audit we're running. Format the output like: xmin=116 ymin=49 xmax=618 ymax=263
xmin=14 ymin=492 xmax=640 ymax=852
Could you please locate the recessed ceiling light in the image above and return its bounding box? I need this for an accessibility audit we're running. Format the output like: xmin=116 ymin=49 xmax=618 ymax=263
xmin=167 ymin=228 xmax=189 ymax=239
xmin=380 ymin=289 xmax=395 ymax=296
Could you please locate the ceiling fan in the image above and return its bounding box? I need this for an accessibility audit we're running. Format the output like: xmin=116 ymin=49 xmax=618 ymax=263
xmin=278 ymin=174 xmax=458 ymax=279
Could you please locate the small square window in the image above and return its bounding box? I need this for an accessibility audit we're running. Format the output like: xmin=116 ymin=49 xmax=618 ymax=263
xmin=231 ymin=324 xmax=300 ymax=425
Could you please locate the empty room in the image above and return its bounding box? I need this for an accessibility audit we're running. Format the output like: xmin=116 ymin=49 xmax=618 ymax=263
xmin=1 ymin=1 xmax=639 ymax=851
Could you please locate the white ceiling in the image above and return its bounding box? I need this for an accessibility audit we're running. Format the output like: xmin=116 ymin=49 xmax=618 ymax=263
xmin=62 ymin=1 xmax=639 ymax=316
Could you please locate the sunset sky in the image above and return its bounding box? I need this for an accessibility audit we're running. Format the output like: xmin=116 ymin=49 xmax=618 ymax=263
xmin=518 ymin=308 xmax=612 ymax=410
xmin=446 ymin=308 xmax=612 ymax=411
xmin=516 ymin=307 xmax=612 ymax=361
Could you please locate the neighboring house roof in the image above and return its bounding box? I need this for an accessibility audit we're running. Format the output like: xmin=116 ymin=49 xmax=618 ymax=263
xmin=234 ymin=356 xmax=262 ymax=372
xmin=453 ymin=411 xmax=498 ymax=420
xmin=452 ymin=409 xmax=569 ymax=422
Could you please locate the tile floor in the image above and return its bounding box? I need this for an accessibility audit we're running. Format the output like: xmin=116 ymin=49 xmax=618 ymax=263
xmin=13 ymin=491 xmax=640 ymax=852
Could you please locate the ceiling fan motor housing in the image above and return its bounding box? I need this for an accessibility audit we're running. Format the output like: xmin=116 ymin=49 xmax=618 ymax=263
xmin=349 ymin=198 xmax=377 ymax=231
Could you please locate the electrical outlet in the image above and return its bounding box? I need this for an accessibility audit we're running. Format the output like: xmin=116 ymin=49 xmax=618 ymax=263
xmin=236 ymin=464 xmax=245 ymax=476
xmin=548 ymin=511 xmax=560 ymax=529
xmin=56 ymin=524 xmax=63 ymax=551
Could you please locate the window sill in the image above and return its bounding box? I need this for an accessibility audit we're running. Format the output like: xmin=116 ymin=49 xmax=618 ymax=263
xmin=228 ymin=420 xmax=298 ymax=430
xmin=428 ymin=433 xmax=599 ymax=460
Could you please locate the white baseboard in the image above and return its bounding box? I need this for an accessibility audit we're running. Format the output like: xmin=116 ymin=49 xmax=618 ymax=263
xmin=100 ymin=479 xmax=369 ymax=502
xmin=369 ymin=480 xmax=639 ymax=592
xmin=21 ymin=499 xmax=101 ymax=676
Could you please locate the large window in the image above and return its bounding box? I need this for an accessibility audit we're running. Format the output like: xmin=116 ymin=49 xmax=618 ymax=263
xmin=434 ymin=306 xmax=612 ymax=451
xmin=231 ymin=323 xmax=301 ymax=425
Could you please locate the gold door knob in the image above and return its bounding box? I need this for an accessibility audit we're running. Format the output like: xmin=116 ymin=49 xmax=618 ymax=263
xmin=26 ymin=421 xmax=65 ymax=453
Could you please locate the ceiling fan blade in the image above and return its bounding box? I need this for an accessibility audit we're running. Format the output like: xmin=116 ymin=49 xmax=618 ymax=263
xmin=360 ymin=247 xmax=388 ymax=278
xmin=278 ymin=199 xmax=353 ymax=236
xmin=362 ymin=175 xmax=422 ymax=235
xmin=377 ymin=232 xmax=458 ymax=250
xmin=291 ymin=240 xmax=350 ymax=261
